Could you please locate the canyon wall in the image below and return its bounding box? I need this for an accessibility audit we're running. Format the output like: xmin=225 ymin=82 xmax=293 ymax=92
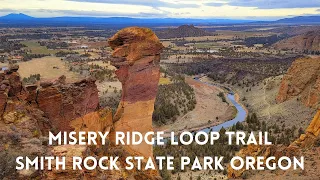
xmin=277 ymin=57 xmax=320 ymax=109
xmin=277 ymin=57 xmax=320 ymax=148
xmin=108 ymin=27 xmax=163 ymax=158
xmin=229 ymin=57 xmax=320 ymax=178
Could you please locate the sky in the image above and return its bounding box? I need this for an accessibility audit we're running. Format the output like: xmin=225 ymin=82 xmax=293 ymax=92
xmin=0 ymin=0 xmax=320 ymax=20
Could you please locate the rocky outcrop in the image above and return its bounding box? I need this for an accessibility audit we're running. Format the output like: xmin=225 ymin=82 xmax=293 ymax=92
xmin=273 ymin=30 xmax=320 ymax=52
xmin=0 ymin=67 xmax=100 ymax=132
xmin=277 ymin=57 xmax=320 ymax=149
xmin=277 ymin=57 xmax=320 ymax=109
xmin=227 ymin=144 xmax=299 ymax=179
xmin=290 ymin=110 xmax=320 ymax=148
xmin=108 ymin=27 xmax=163 ymax=158
xmin=229 ymin=57 xmax=320 ymax=178
xmin=0 ymin=66 xmax=112 ymax=179
xmin=1 ymin=27 xmax=163 ymax=180
xmin=36 ymin=77 xmax=99 ymax=132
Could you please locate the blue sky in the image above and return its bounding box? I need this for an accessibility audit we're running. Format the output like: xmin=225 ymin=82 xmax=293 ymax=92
xmin=0 ymin=0 xmax=320 ymax=20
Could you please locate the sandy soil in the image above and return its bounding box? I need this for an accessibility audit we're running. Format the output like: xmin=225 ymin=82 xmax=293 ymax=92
xmin=155 ymin=77 xmax=235 ymax=133
xmin=17 ymin=56 xmax=80 ymax=82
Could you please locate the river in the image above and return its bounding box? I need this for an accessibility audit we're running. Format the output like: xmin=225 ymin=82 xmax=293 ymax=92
xmin=157 ymin=77 xmax=248 ymax=143
xmin=193 ymin=77 xmax=248 ymax=133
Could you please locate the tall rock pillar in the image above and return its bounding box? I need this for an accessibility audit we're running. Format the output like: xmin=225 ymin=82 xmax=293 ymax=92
xmin=108 ymin=27 xmax=163 ymax=158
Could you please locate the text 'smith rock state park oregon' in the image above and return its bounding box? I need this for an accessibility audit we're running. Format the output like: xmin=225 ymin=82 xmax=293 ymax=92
xmin=1 ymin=0 xmax=320 ymax=179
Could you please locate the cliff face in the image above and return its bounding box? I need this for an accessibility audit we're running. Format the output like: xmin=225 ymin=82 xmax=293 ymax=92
xmin=273 ymin=30 xmax=320 ymax=52
xmin=277 ymin=57 xmax=320 ymax=148
xmin=277 ymin=57 xmax=320 ymax=109
xmin=0 ymin=66 xmax=100 ymax=132
xmin=108 ymin=27 xmax=163 ymax=158
xmin=36 ymin=77 xmax=99 ymax=132
xmin=228 ymin=57 xmax=320 ymax=178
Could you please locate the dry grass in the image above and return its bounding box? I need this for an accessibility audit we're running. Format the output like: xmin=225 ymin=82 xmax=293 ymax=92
xmin=159 ymin=77 xmax=171 ymax=85
xmin=88 ymin=60 xmax=117 ymax=70
xmin=17 ymin=56 xmax=80 ymax=81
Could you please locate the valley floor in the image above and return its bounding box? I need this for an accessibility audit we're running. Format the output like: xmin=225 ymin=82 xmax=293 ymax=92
xmin=155 ymin=77 xmax=236 ymax=133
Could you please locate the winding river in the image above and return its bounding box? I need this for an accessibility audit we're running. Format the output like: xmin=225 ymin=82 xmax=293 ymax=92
xmin=193 ymin=77 xmax=248 ymax=133
xmin=158 ymin=77 xmax=248 ymax=142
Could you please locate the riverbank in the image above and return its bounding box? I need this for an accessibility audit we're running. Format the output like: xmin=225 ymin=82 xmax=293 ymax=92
xmin=154 ymin=76 xmax=235 ymax=134
xmin=155 ymin=76 xmax=249 ymax=137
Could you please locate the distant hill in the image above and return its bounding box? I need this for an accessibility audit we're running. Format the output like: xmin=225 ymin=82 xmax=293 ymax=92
xmin=0 ymin=13 xmax=253 ymax=27
xmin=270 ymin=26 xmax=320 ymax=36
xmin=273 ymin=30 xmax=320 ymax=52
xmin=156 ymin=25 xmax=212 ymax=39
xmin=0 ymin=13 xmax=34 ymax=20
xmin=275 ymin=16 xmax=320 ymax=24
xmin=1 ymin=13 xmax=319 ymax=27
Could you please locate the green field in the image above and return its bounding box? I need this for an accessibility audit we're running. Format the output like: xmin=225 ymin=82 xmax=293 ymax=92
xmin=21 ymin=41 xmax=59 ymax=54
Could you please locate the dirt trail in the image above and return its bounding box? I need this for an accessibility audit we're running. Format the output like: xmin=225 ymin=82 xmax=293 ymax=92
xmin=263 ymin=79 xmax=272 ymax=120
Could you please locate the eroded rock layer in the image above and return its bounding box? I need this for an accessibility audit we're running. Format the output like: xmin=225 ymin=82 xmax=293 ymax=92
xmin=108 ymin=27 xmax=163 ymax=158
xmin=277 ymin=57 xmax=320 ymax=109
xmin=37 ymin=77 xmax=99 ymax=132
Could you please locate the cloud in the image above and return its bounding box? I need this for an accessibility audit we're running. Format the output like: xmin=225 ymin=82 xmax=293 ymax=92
xmin=205 ymin=2 xmax=226 ymax=7
xmin=205 ymin=0 xmax=320 ymax=9
xmin=66 ymin=0 xmax=199 ymax=8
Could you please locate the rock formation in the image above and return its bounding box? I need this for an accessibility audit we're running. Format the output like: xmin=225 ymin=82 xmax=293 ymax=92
xmin=0 ymin=65 xmax=100 ymax=132
xmin=0 ymin=27 xmax=163 ymax=180
xmin=277 ymin=57 xmax=320 ymax=109
xmin=108 ymin=27 xmax=163 ymax=158
xmin=229 ymin=57 xmax=320 ymax=178
xmin=0 ymin=65 xmax=111 ymax=179
xmin=277 ymin=57 xmax=320 ymax=149
xmin=290 ymin=110 xmax=320 ymax=148
xmin=36 ymin=77 xmax=99 ymax=132
xmin=273 ymin=30 xmax=320 ymax=52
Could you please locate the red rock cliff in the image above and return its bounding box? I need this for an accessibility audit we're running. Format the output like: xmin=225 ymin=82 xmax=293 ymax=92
xmin=108 ymin=27 xmax=163 ymax=158
xmin=277 ymin=57 xmax=320 ymax=148
xmin=0 ymin=65 xmax=100 ymax=132
xmin=277 ymin=57 xmax=320 ymax=109
xmin=36 ymin=77 xmax=99 ymax=132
